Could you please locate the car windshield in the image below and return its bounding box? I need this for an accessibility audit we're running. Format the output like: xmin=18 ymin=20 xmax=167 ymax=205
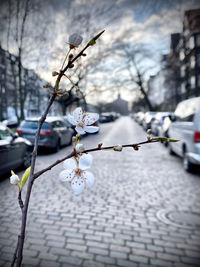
xmin=21 ymin=121 xmax=50 ymax=130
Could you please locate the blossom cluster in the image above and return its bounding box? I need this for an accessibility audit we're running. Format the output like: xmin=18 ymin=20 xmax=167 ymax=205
xmin=59 ymin=107 xmax=99 ymax=195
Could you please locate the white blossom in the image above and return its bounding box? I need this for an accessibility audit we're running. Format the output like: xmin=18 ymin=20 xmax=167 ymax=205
xmin=59 ymin=154 xmax=94 ymax=195
xmin=67 ymin=107 xmax=99 ymax=135
xmin=69 ymin=33 xmax=83 ymax=48
xmin=113 ymin=145 xmax=123 ymax=151
xmin=10 ymin=174 xmax=20 ymax=185
xmin=76 ymin=144 xmax=85 ymax=153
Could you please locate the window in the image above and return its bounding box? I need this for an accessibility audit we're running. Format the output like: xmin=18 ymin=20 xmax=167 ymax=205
xmin=190 ymin=76 xmax=195 ymax=88
xmin=179 ymin=50 xmax=185 ymax=60
xmin=21 ymin=121 xmax=50 ymax=130
xmin=190 ymin=56 xmax=195 ymax=68
xmin=0 ymin=126 xmax=12 ymax=141
xmin=181 ymin=66 xmax=185 ymax=77
xmin=197 ymin=54 xmax=200 ymax=67
xmin=175 ymin=98 xmax=200 ymax=122
xmin=198 ymin=75 xmax=200 ymax=87
xmin=196 ymin=34 xmax=200 ymax=47
xmin=189 ymin=36 xmax=195 ymax=49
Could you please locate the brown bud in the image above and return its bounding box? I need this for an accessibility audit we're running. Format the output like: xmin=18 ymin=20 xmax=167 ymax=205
xmin=82 ymin=53 xmax=87 ymax=56
xmin=43 ymin=83 xmax=49 ymax=88
xmin=68 ymin=54 xmax=74 ymax=60
xmin=133 ymin=145 xmax=139 ymax=151
xmin=69 ymin=63 xmax=74 ymax=68
xmin=52 ymin=71 xmax=58 ymax=77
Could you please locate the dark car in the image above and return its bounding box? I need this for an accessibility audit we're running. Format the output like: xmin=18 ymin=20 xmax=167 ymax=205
xmin=17 ymin=117 xmax=74 ymax=152
xmin=0 ymin=123 xmax=32 ymax=176
xmin=99 ymin=113 xmax=115 ymax=123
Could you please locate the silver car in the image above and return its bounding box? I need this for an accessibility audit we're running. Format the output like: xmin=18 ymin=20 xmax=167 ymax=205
xmin=168 ymin=97 xmax=200 ymax=172
xmin=17 ymin=117 xmax=74 ymax=152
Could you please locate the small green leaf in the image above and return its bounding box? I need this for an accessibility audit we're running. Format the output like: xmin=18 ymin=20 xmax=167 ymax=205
xmin=20 ymin=167 xmax=31 ymax=188
xmin=152 ymin=137 xmax=179 ymax=143
xmin=152 ymin=137 xmax=168 ymax=142
xmin=88 ymin=30 xmax=105 ymax=46
xmin=88 ymin=39 xmax=96 ymax=46
xmin=168 ymin=138 xmax=179 ymax=142
xmin=11 ymin=170 xmax=15 ymax=175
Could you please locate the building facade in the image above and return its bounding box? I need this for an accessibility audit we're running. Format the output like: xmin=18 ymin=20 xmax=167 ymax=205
xmin=0 ymin=46 xmax=62 ymax=121
xmin=147 ymin=8 xmax=200 ymax=111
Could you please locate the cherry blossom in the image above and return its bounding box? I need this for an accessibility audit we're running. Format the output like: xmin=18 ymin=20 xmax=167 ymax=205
xmin=68 ymin=33 xmax=83 ymax=49
xmin=67 ymin=107 xmax=99 ymax=135
xmin=10 ymin=174 xmax=20 ymax=185
xmin=59 ymin=154 xmax=94 ymax=195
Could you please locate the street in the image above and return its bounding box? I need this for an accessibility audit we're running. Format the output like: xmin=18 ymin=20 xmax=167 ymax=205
xmin=0 ymin=116 xmax=200 ymax=267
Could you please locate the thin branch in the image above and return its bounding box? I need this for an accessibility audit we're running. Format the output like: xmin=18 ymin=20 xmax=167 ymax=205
xmin=34 ymin=139 xmax=159 ymax=179
xmin=18 ymin=191 xmax=24 ymax=211
xmin=11 ymin=236 xmax=20 ymax=267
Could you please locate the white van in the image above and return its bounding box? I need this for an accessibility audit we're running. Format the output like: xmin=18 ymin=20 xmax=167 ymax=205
xmin=168 ymin=97 xmax=200 ymax=172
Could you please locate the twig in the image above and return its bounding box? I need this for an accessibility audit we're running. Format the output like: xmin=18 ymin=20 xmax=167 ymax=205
xmin=34 ymin=139 xmax=158 ymax=179
xmin=15 ymin=40 xmax=96 ymax=267
xmin=11 ymin=235 xmax=20 ymax=267
xmin=18 ymin=191 xmax=24 ymax=211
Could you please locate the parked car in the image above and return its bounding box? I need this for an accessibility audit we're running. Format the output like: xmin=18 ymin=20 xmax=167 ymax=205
xmin=17 ymin=117 xmax=74 ymax=152
xmin=142 ymin=112 xmax=157 ymax=131
xmin=151 ymin=112 xmax=173 ymax=136
xmin=63 ymin=116 xmax=76 ymax=136
xmin=0 ymin=123 xmax=32 ymax=176
xmin=99 ymin=113 xmax=114 ymax=123
xmin=168 ymin=97 xmax=200 ymax=172
xmin=158 ymin=115 xmax=173 ymax=146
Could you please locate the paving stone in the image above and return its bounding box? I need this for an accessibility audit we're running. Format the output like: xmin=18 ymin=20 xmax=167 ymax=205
xmin=58 ymin=255 xmax=83 ymax=266
xmin=129 ymin=255 xmax=148 ymax=264
xmin=117 ymin=259 xmax=139 ymax=267
xmin=96 ymin=255 xmax=116 ymax=264
xmin=1 ymin=118 xmax=200 ymax=267
xmin=88 ymin=247 xmax=109 ymax=256
xmin=110 ymin=251 xmax=128 ymax=259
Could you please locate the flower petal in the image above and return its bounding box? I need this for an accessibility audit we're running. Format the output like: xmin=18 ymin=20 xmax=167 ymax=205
xmin=79 ymin=154 xmax=93 ymax=170
xmin=84 ymin=171 xmax=95 ymax=187
xmin=67 ymin=114 xmax=78 ymax=125
xmin=75 ymin=126 xmax=86 ymax=135
xmin=84 ymin=113 xmax=99 ymax=126
xmin=71 ymin=176 xmax=85 ymax=195
xmin=63 ymin=157 xmax=77 ymax=170
xmin=73 ymin=107 xmax=83 ymax=123
xmin=84 ymin=126 xmax=99 ymax=133
xmin=59 ymin=169 xmax=75 ymax=182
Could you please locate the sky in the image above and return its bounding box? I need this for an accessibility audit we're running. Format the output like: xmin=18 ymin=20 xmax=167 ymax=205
xmin=1 ymin=0 xmax=200 ymax=104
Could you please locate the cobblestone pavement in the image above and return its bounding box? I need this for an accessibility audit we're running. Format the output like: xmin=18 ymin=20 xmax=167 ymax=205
xmin=0 ymin=117 xmax=200 ymax=267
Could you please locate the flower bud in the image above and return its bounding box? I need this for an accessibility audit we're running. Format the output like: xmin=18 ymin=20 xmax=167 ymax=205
xmin=75 ymin=144 xmax=85 ymax=153
xmin=113 ymin=145 xmax=123 ymax=152
xmin=68 ymin=54 xmax=74 ymax=60
xmin=52 ymin=71 xmax=59 ymax=77
xmin=147 ymin=129 xmax=152 ymax=135
xmin=69 ymin=64 xmax=74 ymax=68
xmin=43 ymin=83 xmax=49 ymax=88
xmin=69 ymin=33 xmax=83 ymax=49
xmin=10 ymin=174 xmax=20 ymax=185
xmin=82 ymin=53 xmax=87 ymax=56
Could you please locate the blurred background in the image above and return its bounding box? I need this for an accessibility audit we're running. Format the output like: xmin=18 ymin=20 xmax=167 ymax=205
xmin=0 ymin=0 xmax=200 ymax=266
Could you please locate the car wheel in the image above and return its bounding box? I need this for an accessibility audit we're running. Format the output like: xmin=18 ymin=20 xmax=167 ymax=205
xmin=54 ymin=139 xmax=61 ymax=152
xmin=183 ymin=152 xmax=195 ymax=173
xmin=23 ymin=151 xmax=32 ymax=168
xmin=168 ymin=143 xmax=175 ymax=155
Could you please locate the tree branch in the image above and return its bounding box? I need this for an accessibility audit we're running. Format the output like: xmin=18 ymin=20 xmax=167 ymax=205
xmin=34 ymin=139 xmax=159 ymax=179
